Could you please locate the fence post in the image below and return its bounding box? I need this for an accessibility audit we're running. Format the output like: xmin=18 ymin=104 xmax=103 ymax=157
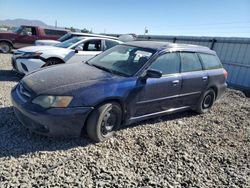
xmin=210 ymin=38 xmax=216 ymax=50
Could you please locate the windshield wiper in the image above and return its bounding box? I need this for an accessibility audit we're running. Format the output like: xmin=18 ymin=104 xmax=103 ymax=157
xmin=91 ymin=64 xmax=128 ymax=77
xmin=91 ymin=64 xmax=113 ymax=73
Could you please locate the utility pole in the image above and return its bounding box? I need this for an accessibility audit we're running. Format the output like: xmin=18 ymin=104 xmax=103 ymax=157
xmin=55 ymin=20 xmax=57 ymax=28
xmin=144 ymin=26 xmax=148 ymax=38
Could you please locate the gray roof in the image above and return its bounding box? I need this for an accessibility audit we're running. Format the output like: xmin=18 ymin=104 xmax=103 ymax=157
xmin=124 ymin=41 xmax=215 ymax=54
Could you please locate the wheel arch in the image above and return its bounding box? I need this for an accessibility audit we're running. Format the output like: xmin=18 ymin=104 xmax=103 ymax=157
xmin=0 ymin=39 xmax=13 ymax=47
xmin=208 ymin=86 xmax=218 ymax=99
xmin=45 ymin=57 xmax=65 ymax=63
xmin=81 ymin=97 xmax=126 ymax=136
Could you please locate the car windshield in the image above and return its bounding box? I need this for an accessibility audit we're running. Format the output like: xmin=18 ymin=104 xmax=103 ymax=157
xmin=58 ymin=33 xmax=73 ymax=42
xmin=13 ymin=26 xmax=23 ymax=33
xmin=88 ymin=45 xmax=155 ymax=77
xmin=55 ymin=37 xmax=83 ymax=48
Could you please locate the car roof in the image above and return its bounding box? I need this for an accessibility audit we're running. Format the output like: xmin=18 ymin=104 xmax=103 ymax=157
xmin=70 ymin=37 xmax=123 ymax=47
xmin=69 ymin=32 xmax=118 ymax=40
xmin=124 ymin=41 xmax=215 ymax=54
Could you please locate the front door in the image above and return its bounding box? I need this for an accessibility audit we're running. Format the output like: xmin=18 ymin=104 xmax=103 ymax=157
xmin=66 ymin=39 xmax=103 ymax=63
xmin=14 ymin=26 xmax=38 ymax=48
xmin=133 ymin=52 xmax=182 ymax=117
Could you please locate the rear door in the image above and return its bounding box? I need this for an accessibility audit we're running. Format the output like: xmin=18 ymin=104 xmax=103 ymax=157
xmin=134 ymin=52 xmax=182 ymax=117
xmin=179 ymin=52 xmax=208 ymax=107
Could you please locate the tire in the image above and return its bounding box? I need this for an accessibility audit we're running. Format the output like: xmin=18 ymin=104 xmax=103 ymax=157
xmin=0 ymin=41 xmax=12 ymax=53
xmin=195 ymin=89 xmax=216 ymax=114
xmin=43 ymin=58 xmax=63 ymax=67
xmin=86 ymin=102 xmax=122 ymax=142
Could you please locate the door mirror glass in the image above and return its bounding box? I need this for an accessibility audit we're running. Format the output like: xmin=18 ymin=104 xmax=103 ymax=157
xmin=144 ymin=69 xmax=162 ymax=79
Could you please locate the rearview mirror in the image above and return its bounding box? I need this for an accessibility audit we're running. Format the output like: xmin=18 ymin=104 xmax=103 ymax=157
xmin=144 ymin=69 xmax=162 ymax=79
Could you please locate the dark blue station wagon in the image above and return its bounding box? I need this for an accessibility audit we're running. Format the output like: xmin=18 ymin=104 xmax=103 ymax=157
xmin=11 ymin=41 xmax=227 ymax=141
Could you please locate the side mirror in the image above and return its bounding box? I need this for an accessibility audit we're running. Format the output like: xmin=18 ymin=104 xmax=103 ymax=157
xmin=144 ymin=69 xmax=162 ymax=79
xmin=75 ymin=45 xmax=82 ymax=51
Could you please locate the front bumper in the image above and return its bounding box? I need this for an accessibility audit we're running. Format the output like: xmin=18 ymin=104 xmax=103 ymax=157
xmin=11 ymin=86 xmax=93 ymax=137
xmin=12 ymin=56 xmax=46 ymax=75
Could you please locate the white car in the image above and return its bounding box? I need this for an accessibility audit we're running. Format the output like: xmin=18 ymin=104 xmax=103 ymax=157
xmin=35 ymin=32 xmax=119 ymax=46
xmin=12 ymin=36 xmax=122 ymax=75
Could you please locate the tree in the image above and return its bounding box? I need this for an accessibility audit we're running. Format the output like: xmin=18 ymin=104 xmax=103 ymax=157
xmin=81 ymin=28 xmax=91 ymax=33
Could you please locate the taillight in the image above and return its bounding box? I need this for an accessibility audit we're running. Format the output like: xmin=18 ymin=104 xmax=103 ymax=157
xmin=223 ymin=69 xmax=228 ymax=80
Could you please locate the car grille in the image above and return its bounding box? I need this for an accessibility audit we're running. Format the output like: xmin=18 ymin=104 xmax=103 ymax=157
xmin=16 ymin=83 xmax=32 ymax=101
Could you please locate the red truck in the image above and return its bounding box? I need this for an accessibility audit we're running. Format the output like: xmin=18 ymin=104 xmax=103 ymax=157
xmin=0 ymin=25 xmax=68 ymax=53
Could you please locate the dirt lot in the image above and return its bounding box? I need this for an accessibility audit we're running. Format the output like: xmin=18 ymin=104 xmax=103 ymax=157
xmin=0 ymin=53 xmax=249 ymax=187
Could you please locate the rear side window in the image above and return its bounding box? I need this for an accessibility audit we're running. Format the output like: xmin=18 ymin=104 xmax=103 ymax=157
xmin=180 ymin=52 xmax=202 ymax=72
xmin=149 ymin=53 xmax=180 ymax=75
xmin=44 ymin=29 xmax=67 ymax=36
xmin=199 ymin=53 xmax=222 ymax=70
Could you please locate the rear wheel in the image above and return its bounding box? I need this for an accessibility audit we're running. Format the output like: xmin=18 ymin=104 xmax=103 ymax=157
xmin=43 ymin=58 xmax=63 ymax=67
xmin=195 ymin=89 xmax=216 ymax=114
xmin=86 ymin=102 xmax=122 ymax=142
xmin=0 ymin=41 xmax=12 ymax=53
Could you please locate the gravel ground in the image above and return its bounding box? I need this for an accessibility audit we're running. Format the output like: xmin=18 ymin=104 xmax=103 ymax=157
xmin=0 ymin=53 xmax=249 ymax=187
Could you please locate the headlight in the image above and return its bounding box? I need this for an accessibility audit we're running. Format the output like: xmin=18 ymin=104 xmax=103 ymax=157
xmin=32 ymin=95 xmax=73 ymax=108
xmin=22 ymin=52 xmax=43 ymax=58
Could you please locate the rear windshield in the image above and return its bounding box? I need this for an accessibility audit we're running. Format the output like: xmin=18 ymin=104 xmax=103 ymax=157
xmin=199 ymin=53 xmax=222 ymax=70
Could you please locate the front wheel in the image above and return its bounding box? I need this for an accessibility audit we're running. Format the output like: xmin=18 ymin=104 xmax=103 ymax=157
xmin=86 ymin=102 xmax=122 ymax=142
xmin=0 ymin=41 xmax=12 ymax=53
xmin=195 ymin=89 xmax=216 ymax=114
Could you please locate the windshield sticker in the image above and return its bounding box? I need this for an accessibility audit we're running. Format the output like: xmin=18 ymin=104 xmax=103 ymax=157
xmin=135 ymin=50 xmax=152 ymax=57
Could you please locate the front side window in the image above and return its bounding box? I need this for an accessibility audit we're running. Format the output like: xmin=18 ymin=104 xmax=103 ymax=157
xmin=88 ymin=45 xmax=155 ymax=76
xmin=83 ymin=40 xmax=101 ymax=51
xmin=149 ymin=53 xmax=180 ymax=75
xmin=199 ymin=53 xmax=222 ymax=70
xmin=180 ymin=52 xmax=202 ymax=72
xmin=20 ymin=26 xmax=36 ymax=36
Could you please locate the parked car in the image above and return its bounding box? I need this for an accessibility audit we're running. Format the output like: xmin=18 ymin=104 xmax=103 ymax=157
xmin=11 ymin=41 xmax=227 ymax=142
xmin=35 ymin=32 xmax=119 ymax=46
xmin=0 ymin=25 xmax=68 ymax=53
xmin=12 ymin=36 xmax=122 ymax=75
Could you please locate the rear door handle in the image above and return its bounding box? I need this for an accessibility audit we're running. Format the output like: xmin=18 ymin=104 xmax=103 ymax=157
xmin=172 ymin=80 xmax=180 ymax=85
xmin=202 ymin=76 xmax=208 ymax=81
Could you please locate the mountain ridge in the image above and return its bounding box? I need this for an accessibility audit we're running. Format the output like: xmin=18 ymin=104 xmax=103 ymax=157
xmin=0 ymin=18 xmax=50 ymax=28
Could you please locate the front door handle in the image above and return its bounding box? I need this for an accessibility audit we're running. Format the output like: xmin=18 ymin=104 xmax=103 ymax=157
xmin=172 ymin=80 xmax=180 ymax=86
xmin=202 ymin=76 xmax=208 ymax=81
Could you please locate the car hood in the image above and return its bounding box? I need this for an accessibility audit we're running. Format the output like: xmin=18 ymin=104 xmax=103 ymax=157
xmin=22 ymin=63 xmax=117 ymax=95
xmin=17 ymin=45 xmax=65 ymax=53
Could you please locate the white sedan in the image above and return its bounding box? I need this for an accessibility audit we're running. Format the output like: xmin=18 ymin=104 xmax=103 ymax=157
xmin=12 ymin=36 xmax=122 ymax=75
